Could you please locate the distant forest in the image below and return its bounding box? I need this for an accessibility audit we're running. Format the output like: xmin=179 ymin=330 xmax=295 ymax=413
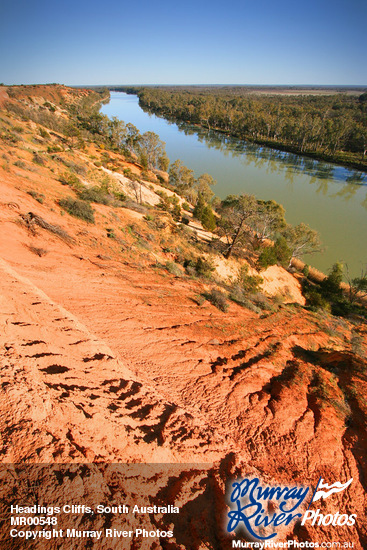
xmin=115 ymin=86 xmax=367 ymax=171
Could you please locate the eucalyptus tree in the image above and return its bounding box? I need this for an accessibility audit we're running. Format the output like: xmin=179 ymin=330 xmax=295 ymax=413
xmin=217 ymin=194 xmax=258 ymax=259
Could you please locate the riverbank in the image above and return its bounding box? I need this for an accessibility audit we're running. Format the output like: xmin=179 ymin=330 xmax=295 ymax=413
xmin=135 ymin=93 xmax=367 ymax=173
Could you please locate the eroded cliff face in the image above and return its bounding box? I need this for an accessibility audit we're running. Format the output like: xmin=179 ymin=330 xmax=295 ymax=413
xmin=0 ymin=86 xmax=366 ymax=549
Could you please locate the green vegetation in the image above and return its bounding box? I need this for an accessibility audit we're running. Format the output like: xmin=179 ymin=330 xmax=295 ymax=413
xmin=257 ymin=237 xmax=291 ymax=269
xmin=133 ymin=87 xmax=367 ymax=171
xmin=303 ymin=262 xmax=367 ymax=318
xmin=78 ymin=185 xmax=112 ymax=205
xmin=184 ymin=256 xmax=215 ymax=278
xmin=59 ymin=197 xmax=95 ymax=223
xmin=27 ymin=190 xmax=45 ymax=204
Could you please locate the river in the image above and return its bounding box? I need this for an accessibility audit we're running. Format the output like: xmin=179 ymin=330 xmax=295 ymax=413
xmin=101 ymin=92 xmax=367 ymax=276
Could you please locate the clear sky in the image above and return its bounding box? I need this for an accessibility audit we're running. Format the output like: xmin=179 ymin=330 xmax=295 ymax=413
xmin=0 ymin=0 xmax=366 ymax=86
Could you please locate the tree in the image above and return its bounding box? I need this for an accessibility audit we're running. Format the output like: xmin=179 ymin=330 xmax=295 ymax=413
xmin=201 ymin=205 xmax=216 ymax=231
xmin=138 ymin=131 xmax=168 ymax=170
xmin=125 ymin=123 xmax=141 ymax=155
xmin=345 ymin=265 xmax=367 ymax=304
xmin=193 ymin=193 xmax=205 ymax=221
xmin=64 ymin=123 xmax=80 ymax=148
xmin=107 ymin=116 xmax=127 ymax=149
xmin=217 ymin=194 xmax=258 ymax=258
xmin=195 ymin=173 xmax=216 ymax=202
xmin=249 ymin=199 xmax=286 ymax=248
xmin=320 ymin=262 xmax=344 ymax=299
xmin=282 ymin=223 xmax=323 ymax=268
xmin=169 ymin=159 xmax=195 ymax=196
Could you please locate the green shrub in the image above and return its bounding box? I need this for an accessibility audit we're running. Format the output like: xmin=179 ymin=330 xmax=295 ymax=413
xmin=39 ymin=127 xmax=50 ymax=139
xmin=59 ymin=171 xmax=83 ymax=190
xmin=59 ymin=197 xmax=95 ymax=223
xmin=27 ymin=190 xmax=45 ymax=204
xmin=237 ymin=264 xmax=263 ymax=293
xmin=78 ymin=186 xmax=112 ymax=205
xmin=201 ymin=205 xmax=216 ymax=231
xmin=184 ymin=256 xmax=215 ymax=278
xmin=258 ymin=237 xmax=291 ymax=269
xmin=165 ymin=261 xmax=183 ymax=277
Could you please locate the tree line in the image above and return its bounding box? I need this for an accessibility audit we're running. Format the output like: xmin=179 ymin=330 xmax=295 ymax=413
xmin=129 ymin=87 xmax=367 ymax=171
xmin=67 ymin=95 xmax=169 ymax=171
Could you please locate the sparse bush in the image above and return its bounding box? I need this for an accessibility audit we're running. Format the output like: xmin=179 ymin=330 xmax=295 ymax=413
xmin=248 ymin=292 xmax=275 ymax=311
xmin=237 ymin=264 xmax=263 ymax=293
xmin=27 ymin=190 xmax=45 ymax=204
xmin=28 ymin=246 xmax=48 ymax=257
xmin=78 ymin=186 xmax=112 ymax=205
xmin=59 ymin=197 xmax=95 ymax=223
xmin=32 ymin=152 xmax=45 ymax=166
xmin=203 ymin=289 xmax=228 ymax=312
xmin=229 ymin=287 xmax=262 ymax=313
xmin=14 ymin=160 xmax=27 ymax=169
xmin=39 ymin=127 xmax=50 ymax=139
xmin=58 ymin=171 xmax=83 ymax=190
xmin=48 ymin=145 xmax=63 ymax=153
xmin=192 ymin=294 xmax=206 ymax=306
xmin=165 ymin=261 xmax=183 ymax=277
xmin=184 ymin=256 xmax=215 ymax=279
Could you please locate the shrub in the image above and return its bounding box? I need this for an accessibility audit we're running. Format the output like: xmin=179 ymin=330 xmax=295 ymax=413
xmin=39 ymin=127 xmax=50 ymax=139
xmin=172 ymin=202 xmax=181 ymax=221
xmin=32 ymin=152 xmax=45 ymax=166
xmin=237 ymin=264 xmax=263 ymax=293
xmin=184 ymin=256 xmax=215 ymax=278
xmin=28 ymin=246 xmax=48 ymax=257
xmin=14 ymin=160 xmax=27 ymax=169
xmin=165 ymin=261 xmax=183 ymax=277
xmin=249 ymin=292 xmax=275 ymax=311
xmin=257 ymin=237 xmax=291 ymax=269
xmin=229 ymin=286 xmax=262 ymax=313
xmin=201 ymin=205 xmax=216 ymax=231
xmin=78 ymin=186 xmax=112 ymax=205
xmin=27 ymin=190 xmax=45 ymax=204
xmin=204 ymin=289 xmax=228 ymax=312
xmin=59 ymin=171 xmax=82 ymax=190
xmin=59 ymin=197 xmax=95 ymax=223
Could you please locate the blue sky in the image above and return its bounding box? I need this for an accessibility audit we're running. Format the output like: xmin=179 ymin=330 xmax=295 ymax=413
xmin=0 ymin=0 xmax=366 ymax=85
